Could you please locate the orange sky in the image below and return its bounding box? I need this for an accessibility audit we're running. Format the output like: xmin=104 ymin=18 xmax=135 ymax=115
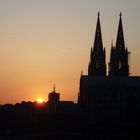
xmin=0 ymin=0 xmax=140 ymax=104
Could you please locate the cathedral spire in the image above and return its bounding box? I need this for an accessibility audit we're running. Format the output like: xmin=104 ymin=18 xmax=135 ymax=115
xmin=53 ymin=84 xmax=56 ymax=92
xmin=109 ymin=12 xmax=129 ymax=76
xmin=116 ymin=12 xmax=125 ymax=49
xmin=93 ymin=12 xmax=103 ymax=51
xmin=88 ymin=12 xmax=106 ymax=76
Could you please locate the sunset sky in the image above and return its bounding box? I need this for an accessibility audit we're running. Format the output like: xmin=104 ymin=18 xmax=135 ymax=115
xmin=0 ymin=0 xmax=140 ymax=104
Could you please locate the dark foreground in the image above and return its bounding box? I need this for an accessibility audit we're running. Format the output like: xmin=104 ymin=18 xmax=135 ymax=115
xmin=0 ymin=101 xmax=140 ymax=140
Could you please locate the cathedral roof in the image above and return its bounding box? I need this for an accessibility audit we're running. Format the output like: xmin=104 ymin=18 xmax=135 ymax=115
xmin=80 ymin=76 xmax=140 ymax=87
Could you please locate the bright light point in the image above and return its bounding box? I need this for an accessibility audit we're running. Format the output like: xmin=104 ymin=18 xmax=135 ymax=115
xmin=37 ymin=98 xmax=44 ymax=104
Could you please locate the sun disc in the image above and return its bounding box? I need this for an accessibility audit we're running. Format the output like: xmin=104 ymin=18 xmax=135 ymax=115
xmin=37 ymin=98 xmax=44 ymax=103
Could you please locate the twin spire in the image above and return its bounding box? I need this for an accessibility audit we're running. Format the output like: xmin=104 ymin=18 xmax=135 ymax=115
xmin=88 ymin=12 xmax=106 ymax=76
xmin=88 ymin=12 xmax=129 ymax=76
xmin=116 ymin=12 xmax=125 ymax=50
xmin=94 ymin=12 xmax=103 ymax=51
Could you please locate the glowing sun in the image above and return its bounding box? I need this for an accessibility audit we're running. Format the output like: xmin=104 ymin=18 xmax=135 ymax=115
xmin=37 ymin=98 xmax=44 ymax=104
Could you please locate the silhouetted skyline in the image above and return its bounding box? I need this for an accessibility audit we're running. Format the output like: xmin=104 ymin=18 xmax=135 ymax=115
xmin=0 ymin=0 xmax=140 ymax=104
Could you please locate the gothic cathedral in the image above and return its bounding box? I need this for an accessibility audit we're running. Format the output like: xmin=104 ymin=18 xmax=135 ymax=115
xmin=78 ymin=13 xmax=140 ymax=112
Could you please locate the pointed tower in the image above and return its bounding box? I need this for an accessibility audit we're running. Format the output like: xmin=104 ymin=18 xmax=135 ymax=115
xmin=88 ymin=12 xmax=106 ymax=76
xmin=109 ymin=13 xmax=129 ymax=76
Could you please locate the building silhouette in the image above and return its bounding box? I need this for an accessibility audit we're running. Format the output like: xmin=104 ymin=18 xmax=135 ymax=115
xmin=78 ymin=13 xmax=140 ymax=120
xmin=109 ymin=12 xmax=129 ymax=76
xmin=88 ymin=12 xmax=106 ymax=76
xmin=48 ymin=85 xmax=60 ymax=113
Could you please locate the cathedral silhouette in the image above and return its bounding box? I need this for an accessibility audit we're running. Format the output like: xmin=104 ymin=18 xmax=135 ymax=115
xmin=78 ymin=12 xmax=140 ymax=118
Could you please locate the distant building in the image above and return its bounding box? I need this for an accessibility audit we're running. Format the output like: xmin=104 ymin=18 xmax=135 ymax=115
xmin=48 ymin=85 xmax=60 ymax=113
xmin=78 ymin=13 xmax=140 ymax=119
xmin=48 ymin=85 xmax=60 ymax=104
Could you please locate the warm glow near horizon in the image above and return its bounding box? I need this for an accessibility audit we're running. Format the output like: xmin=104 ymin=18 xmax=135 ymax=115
xmin=37 ymin=98 xmax=44 ymax=104
xmin=0 ymin=0 xmax=140 ymax=104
